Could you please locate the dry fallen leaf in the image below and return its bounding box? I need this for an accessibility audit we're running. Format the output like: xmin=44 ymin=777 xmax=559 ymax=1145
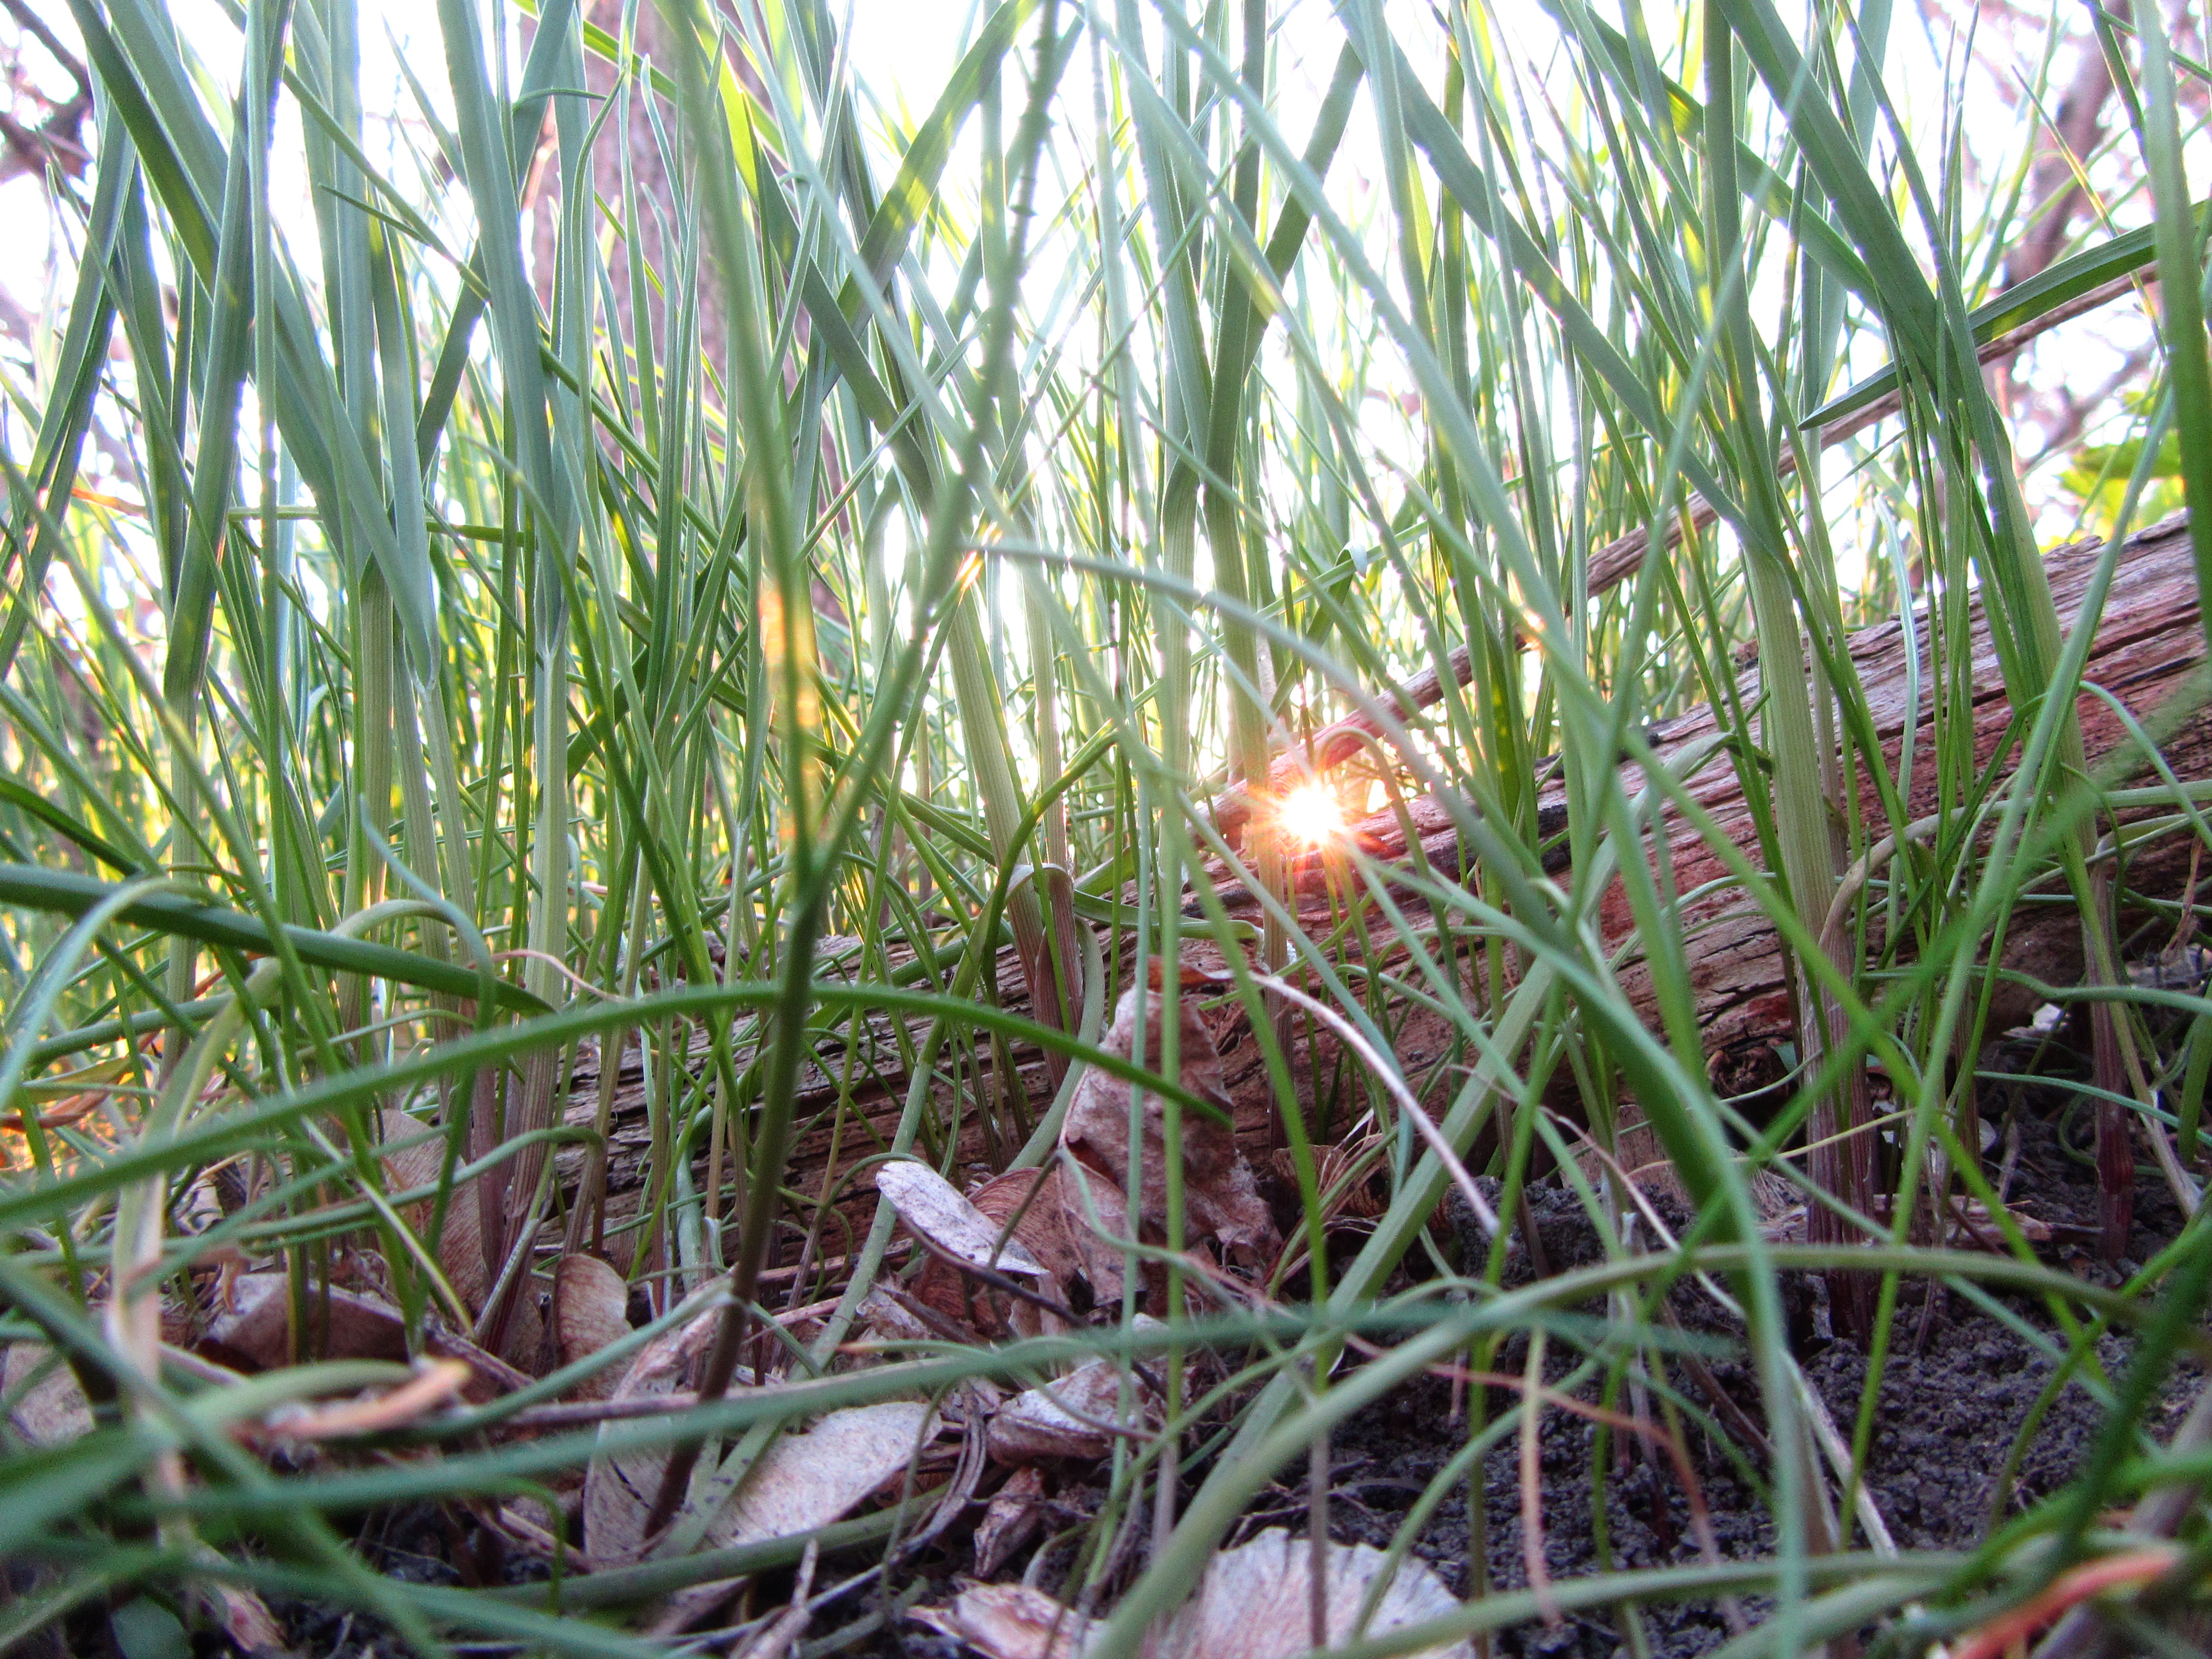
xmin=376 ymin=1114 xmax=548 ymax=1366
xmin=202 ymin=1273 xmax=410 ymax=1373
xmin=1059 ymin=986 xmax=1278 ymax=1268
xmin=582 ymin=1302 xmax=722 ymax=1561
xmin=973 ymin=1466 xmax=1049 ymax=1576
xmin=587 ymin=1397 xmax=939 ymax=1566
xmin=201 ymin=1273 xmax=527 ymax=1402
xmin=583 ymin=1303 xmax=941 ymax=1565
xmin=1156 ymin=1528 xmax=1471 ymax=1657
xmin=913 ymin=1529 xmax=1472 ymax=1659
xmin=553 ymin=1254 xmax=632 ymax=1400
xmin=876 ymin=1160 xmax=1050 ymax=1279
xmin=2 ymin=1343 xmax=92 ymax=1447
xmin=379 ymin=1110 xmax=488 ymax=1312
xmin=857 ymin=1285 xmax=946 ymax=1345
xmin=985 ymin=1355 xmax=1160 ymax=1465
xmin=910 ymin=1582 xmax=1092 ymax=1659
xmin=909 ymin=1166 xmax=1121 ymax=1340
xmin=987 ymin=1166 xmax=1130 ymax=1315
xmin=210 ymin=1582 xmax=293 ymax=1658
xmin=718 ymin=1400 xmax=938 ymax=1536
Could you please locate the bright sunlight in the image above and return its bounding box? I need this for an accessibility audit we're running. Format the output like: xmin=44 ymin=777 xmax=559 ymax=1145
xmin=1274 ymin=782 xmax=1348 ymax=848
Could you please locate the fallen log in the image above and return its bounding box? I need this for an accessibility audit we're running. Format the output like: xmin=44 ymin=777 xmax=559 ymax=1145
xmin=1203 ymin=511 xmax=2210 ymax=1101
xmin=560 ymin=514 xmax=2209 ymax=1265
xmin=1611 ymin=512 xmax=2209 ymax=1094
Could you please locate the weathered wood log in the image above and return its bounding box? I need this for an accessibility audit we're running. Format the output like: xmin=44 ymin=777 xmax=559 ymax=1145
xmin=1209 ymin=512 xmax=2209 ymax=1101
xmin=560 ymin=514 xmax=2209 ymax=1261
xmin=1608 ymin=511 xmax=2207 ymax=1094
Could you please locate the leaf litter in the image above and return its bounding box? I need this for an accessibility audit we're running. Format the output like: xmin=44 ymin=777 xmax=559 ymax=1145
xmin=18 ymin=969 xmax=2201 ymax=1659
xmin=910 ymin=1528 xmax=1473 ymax=1659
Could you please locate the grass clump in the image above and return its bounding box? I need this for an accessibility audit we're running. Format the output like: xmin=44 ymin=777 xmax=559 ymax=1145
xmin=0 ymin=1 xmax=2208 ymax=1655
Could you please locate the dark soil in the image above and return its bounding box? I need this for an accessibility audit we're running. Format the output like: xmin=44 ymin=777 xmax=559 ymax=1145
xmin=1152 ymin=1034 xmax=2205 ymax=1659
xmin=87 ymin=1022 xmax=2199 ymax=1659
xmin=867 ymin=1030 xmax=2204 ymax=1659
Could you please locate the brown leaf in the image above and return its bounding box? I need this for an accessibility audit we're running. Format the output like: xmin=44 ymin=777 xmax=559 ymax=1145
xmin=910 ymin=1166 xmax=1119 ymax=1339
xmin=912 ymin=1530 xmax=1472 ymax=1659
xmin=553 ymin=1254 xmax=631 ymax=1400
xmin=582 ymin=1304 xmax=941 ymax=1566
xmin=1059 ymin=988 xmax=1279 ymax=1268
xmin=378 ymin=1109 xmax=550 ymax=1368
xmin=985 ymin=1355 xmax=1160 ymax=1465
xmin=421 ymin=1325 xmax=535 ymax=1399
xmin=875 ymin=1160 xmax=1049 ymax=1278
xmin=910 ymin=1583 xmax=1091 ymax=1659
xmin=380 ymin=1110 xmax=487 ymax=1313
xmin=716 ymin=1400 xmax=939 ymax=1539
xmin=973 ymin=1466 xmax=1049 ymax=1576
xmin=1 ymin=1344 xmax=91 ymax=1447
xmin=210 ymin=1584 xmax=293 ymax=1657
xmin=1005 ymin=1166 xmax=1129 ymax=1314
xmin=1156 ymin=1528 xmax=1471 ymax=1658
xmin=1044 ymin=1161 xmax=1135 ymax=1308
xmin=202 ymin=1274 xmax=409 ymax=1373
xmin=582 ymin=1303 xmax=724 ymax=1562
xmin=857 ymin=1285 xmax=946 ymax=1345
xmin=201 ymin=1274 xmax=526 ymax=1402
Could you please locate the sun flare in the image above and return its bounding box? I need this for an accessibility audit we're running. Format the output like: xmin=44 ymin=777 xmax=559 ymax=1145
xmin=1277 ymin=783 xmax=1347 ymax=848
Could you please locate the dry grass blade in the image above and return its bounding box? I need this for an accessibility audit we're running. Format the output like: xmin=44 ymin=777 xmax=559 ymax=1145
xmin=256 ymin=1360 xmax=473 ymax=1443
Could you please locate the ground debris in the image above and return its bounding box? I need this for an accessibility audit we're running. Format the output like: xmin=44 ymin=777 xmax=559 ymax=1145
xmin=911 ymin=1527 xmax=1471 ymax=1658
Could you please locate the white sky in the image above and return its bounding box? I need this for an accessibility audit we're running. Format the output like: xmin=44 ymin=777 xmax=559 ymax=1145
xmin=0 ymin=0 xmax=966 ymax=273
xmin=0 ymin=0 xmax=2188 ymax=562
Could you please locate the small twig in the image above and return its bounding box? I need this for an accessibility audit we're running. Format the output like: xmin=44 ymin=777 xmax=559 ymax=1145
xmin=730 ymin=1538 xmax=818 ymax=1659
xmin=256 ymin=1360 xmax=473 ymax=1443
xmin=0 ymin=0 xmax=90 ymax=97
xmin=0 ymin=1086 xmax=120 ymax=1132
xmin=1518 ymin=1330 xmax=1560 ymax=1627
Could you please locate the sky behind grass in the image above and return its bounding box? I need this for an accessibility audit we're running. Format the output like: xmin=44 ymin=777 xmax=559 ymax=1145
xmin=0 ymin=0 xmax=2186 ymax=607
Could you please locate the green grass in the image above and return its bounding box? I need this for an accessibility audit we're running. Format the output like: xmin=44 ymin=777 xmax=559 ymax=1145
xmin=0 ymin=0 xmax=2208 ymax=1654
